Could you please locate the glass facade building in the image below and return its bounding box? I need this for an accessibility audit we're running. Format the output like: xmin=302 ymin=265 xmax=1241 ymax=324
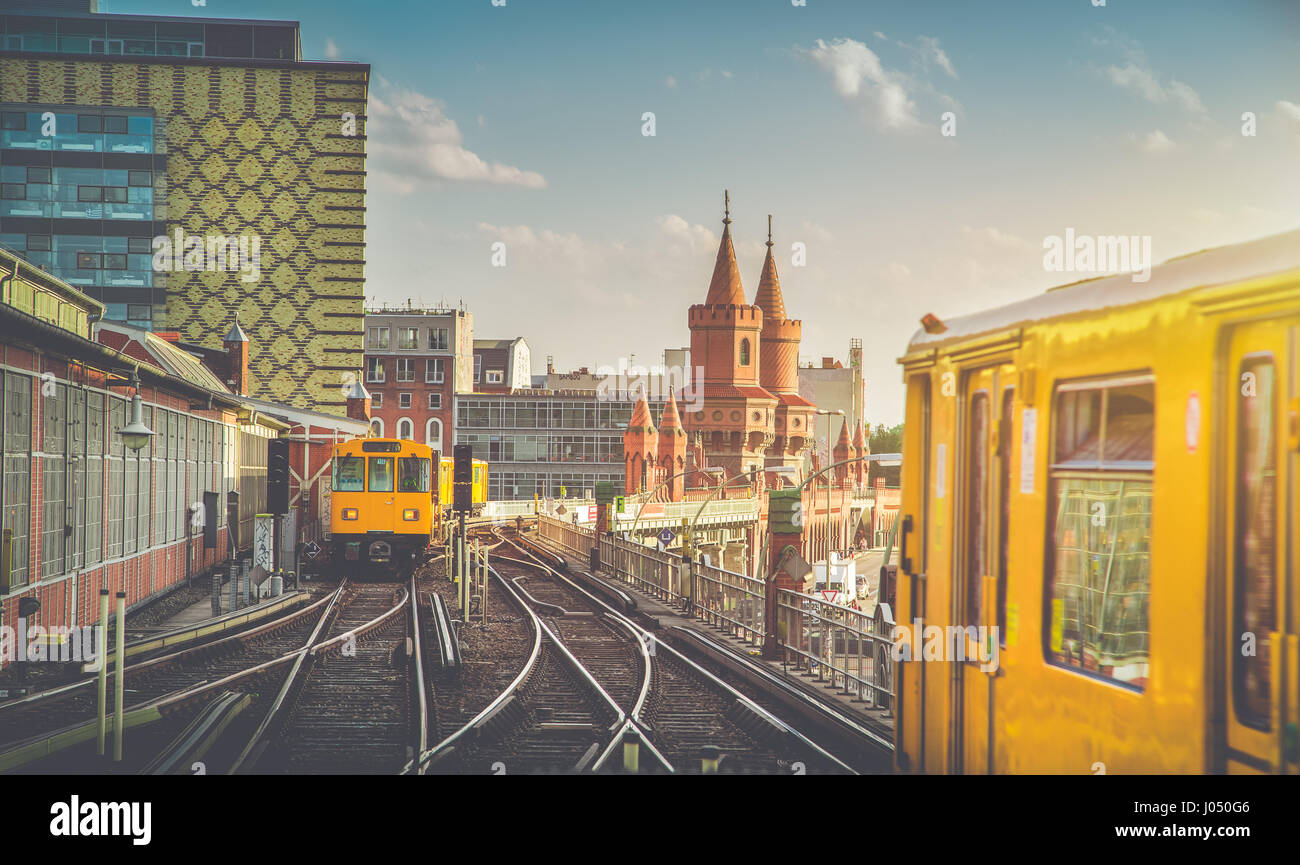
xmin=1 ymin=106 xmax=162 ymax=327
xmin=456 ymin=394 xmax=666 ymax=500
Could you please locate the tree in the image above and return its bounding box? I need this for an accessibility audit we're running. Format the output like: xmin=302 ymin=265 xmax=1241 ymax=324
xmin=867 ymin=423 xmax=903 ymax=485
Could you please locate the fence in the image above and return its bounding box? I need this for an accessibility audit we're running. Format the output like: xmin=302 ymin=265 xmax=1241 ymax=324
xmin=534 ymin=514 xmax=894 ymax=708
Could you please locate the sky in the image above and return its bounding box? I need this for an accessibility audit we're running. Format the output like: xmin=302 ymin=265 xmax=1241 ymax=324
xmin=110 ymin=0 xmax=1300 ymax=424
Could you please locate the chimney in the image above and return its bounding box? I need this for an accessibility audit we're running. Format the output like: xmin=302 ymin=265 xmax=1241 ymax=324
xmin=345 ymin=372 xmax=372 ymax=423
xmin=546 ymin=354 xmax=555 ymax=375
xmin=224 ymin=317 xmax=250 ymax=395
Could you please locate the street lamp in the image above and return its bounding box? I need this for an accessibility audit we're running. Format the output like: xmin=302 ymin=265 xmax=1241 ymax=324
xmin=815 ymin=409 xmax=844 ymax=595
xmin=685 ymin=464 xmax=796 ymax=568
xmin=117 ymin=371 xmax=154 ymax=453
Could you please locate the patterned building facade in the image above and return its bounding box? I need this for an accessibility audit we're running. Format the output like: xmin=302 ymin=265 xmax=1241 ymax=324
xmin=0 ymin=9 xmax=368 ymax=415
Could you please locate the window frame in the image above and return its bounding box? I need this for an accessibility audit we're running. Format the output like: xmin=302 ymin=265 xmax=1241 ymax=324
xmin=1043 ymin=371 xmax=1155 ymax=691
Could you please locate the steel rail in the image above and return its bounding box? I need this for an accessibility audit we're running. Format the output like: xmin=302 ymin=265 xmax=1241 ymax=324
xmin=505 ymin=533 xmax=860 ymax=775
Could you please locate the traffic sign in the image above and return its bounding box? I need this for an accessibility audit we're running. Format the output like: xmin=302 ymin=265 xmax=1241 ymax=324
xmin=821 ymin=590 xmax=838 ymax=603
xmin=658 ymin=528 xmax=675 ymax=545
xmin=303 ymin=541 xmax=321 ymax=560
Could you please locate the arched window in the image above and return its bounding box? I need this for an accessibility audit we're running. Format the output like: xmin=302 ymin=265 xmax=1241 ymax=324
xmin=425 ymin=418 xmax=443 ymax=453
xmin=369 ymin=418 xmax=384 ymax=437
xmin=739 ymin=338 xmax=751 ymax=366
xmin=397 ymin=417 xmax=413 ymax=440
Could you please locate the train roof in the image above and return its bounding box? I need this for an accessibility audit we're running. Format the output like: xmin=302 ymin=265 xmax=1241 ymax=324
xmin=905 ymin=227 xmax=1300 ymax=354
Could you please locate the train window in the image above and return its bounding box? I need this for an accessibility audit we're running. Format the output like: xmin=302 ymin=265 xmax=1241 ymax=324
xmin=368 ymin=457 xmax=395 ymax=492
xmin=1234 ymin=357 xmax=1276 ymax=727
xmin=333 ymin=456 xmax=364 ymax=492
xmin=361 ymin=440 xmax=401 ymax=452
xmin=1045 ymin=376 xmax=1154 ymax=689
xmin=398 ymin=456 xmax=430 ymax=493
xmin=965 ymin=391 xmax=990 ymax=627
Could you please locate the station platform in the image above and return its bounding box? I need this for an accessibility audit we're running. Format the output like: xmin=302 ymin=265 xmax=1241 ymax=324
xmin=525 ymin=533 xmax=897 ymax=753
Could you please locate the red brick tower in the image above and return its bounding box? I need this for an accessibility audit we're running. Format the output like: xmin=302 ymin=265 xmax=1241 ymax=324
xmin=833 ymin=416 xmax=852 ymax=486
xmin=853 ymin=420 xmax=869 ymax=488
xmin=623 ymin=396 xmax=659 ymax=494
xmin=657 ymin=389 xmax=688 ymax=500
xmin=683 ymin=192 xmax=776 ymax=481
xmin=753 ymin=216 xmax=814 ymax=483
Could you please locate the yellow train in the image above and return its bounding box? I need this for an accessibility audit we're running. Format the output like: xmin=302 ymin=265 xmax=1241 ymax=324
xmin=895 ymin=228 xmax=1300 ymax=774
xmin=330 ymin=437 xmax=436 ymax=576
xmin=436 ymin=454 xmax=488 ymax=519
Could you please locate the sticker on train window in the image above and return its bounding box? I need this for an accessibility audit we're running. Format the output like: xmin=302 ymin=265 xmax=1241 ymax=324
xmin=1020 ymin=408 xmax=1037 ymax=494
xmin=1050 ymin=598 xmax=1064 ymax=654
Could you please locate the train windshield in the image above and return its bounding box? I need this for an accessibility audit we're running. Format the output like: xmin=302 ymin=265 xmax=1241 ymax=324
xmin=333 ymin=456 xmax=365 ymax=491
xmin=368 ymin=456 xmax=394 ymax=492
xmin=398 ymin=456 xmax=430 ymax=493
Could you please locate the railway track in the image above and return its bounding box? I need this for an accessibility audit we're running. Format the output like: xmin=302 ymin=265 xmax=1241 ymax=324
xmin=416 ymin=528 xmax=850 ymax=774
xmin=228 ymin=580 xmax=423 ymax=775
xmin=502 ymin=532 xmax=853 ymax=774
xmin=0 ymin=589 xmax=339 ymax=771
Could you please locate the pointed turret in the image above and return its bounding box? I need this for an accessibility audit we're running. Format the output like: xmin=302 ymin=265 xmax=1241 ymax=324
xmin=853 ymin=420 xmax=869 ymax=488
xmin=704 ymin=190 xmax=746 ymax=307
xmin=833 ymin=417 xmax=852 ymax=485
xmin=623 ymin=396 xmax=659 ymax=495
xmin=656 ymin=389 xmax=688 ymax=501
xmin=754 ymin=215 xmax=787 ymax=320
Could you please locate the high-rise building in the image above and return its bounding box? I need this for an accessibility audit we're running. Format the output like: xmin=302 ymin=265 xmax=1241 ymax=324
xmin=0 ymin=2 xmax=368 ymax=414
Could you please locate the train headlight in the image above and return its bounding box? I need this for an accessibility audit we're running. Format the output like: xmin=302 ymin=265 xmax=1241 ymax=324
xmin=342 ymin=508 xmax=359 ymax=520
xmin=403 ymin=508 xmax=420 ymax=521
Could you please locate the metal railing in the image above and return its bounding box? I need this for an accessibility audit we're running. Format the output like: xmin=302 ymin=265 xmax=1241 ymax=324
xmin=693 ymin=559 xmax=766 ymax=647
xmin=535 ymin=514 xmax=894 ymax=709
xmin=774 ymin=589 xmax=893 ymax=708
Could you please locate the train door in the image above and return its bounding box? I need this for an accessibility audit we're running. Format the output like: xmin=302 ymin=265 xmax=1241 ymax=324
xmin=897 ymin=371 xmax=932 ymax=772
xmin=1222 ymin=319 xmax=1298 ymax=774
xmin=368 ymin=454 xmax=397 ymax=535
xmin=953 ymin=364 xmax=1014 ymax=774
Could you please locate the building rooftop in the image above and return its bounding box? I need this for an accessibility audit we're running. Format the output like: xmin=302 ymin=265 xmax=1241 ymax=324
xmin=0 ymin=4 xmax=303 ymax=62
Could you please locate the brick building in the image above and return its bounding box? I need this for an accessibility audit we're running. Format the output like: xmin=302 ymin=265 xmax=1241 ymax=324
xmin=0 ymin=244 xmax=364 ymax=668
xmin=362 ymin=306 xmax=472 ymax=453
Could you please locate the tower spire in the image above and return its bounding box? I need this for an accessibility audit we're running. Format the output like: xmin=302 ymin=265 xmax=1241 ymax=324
xmin=704 ymin=190 xmax=745 ymax=306
xmin=754 ymin=215 xmax=786 ymax=319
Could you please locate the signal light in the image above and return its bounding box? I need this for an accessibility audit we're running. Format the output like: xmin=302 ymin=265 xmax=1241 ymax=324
xmin=921 ymin=313 xmax=947 ymax=334
xmin=403 ymin=509 xmax=419 ymax=521
xmin=342 ymin=508 xmax=359 ymax=520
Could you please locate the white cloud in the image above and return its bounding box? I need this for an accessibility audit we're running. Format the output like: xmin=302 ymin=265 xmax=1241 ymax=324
xmin=368 ymin=82 xmax=546 ymax=191
xmin=802 ymin=38 xmax=920 ymax=130
xmin=960 ymin=225 xmax=1032 ymax=249
xmin=1135 ymin=129 xmax=1175 ymax=153
xmin=323 ymin=38 xmax=339 ymax=60
xmin=656 ymin=214 xmax=717 ymax=251
xmin=916 ymin=36 xmax=957 ymax=79
xmin=1096 ymin=31 xmax=1206 ymax=116
xmin=665 ymin=75 xmax=678 ymax=89
xmin=798 ymin=220 xmax=834 ymax=244
xmin=873 ymin=31 xmax=887 ymax=41
xmin=1276 ymin=99 xmax=1300 ymax=123
xmin=721 ymin=70 xmax=734 ymax=79
xmin=1105 ymin=63 xmax=1167 ymax=103
xmin=885 ymin=261 xmax=911 ymax=280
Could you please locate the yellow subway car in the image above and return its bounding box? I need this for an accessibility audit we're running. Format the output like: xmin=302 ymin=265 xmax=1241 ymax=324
xmin=435 ymin=454 xmax=488 ymax=518
xmin=330 ymin=437 xmax=435 ymax=576
xmin=895 ymin=228 xmax=1300 ymax=774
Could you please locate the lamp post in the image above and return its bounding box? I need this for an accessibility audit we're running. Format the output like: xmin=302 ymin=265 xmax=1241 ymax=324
xmin=684 ymin=464 xmax=797 ymax=568
xmin=815 ymin=409 xmax=844 ymax=596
